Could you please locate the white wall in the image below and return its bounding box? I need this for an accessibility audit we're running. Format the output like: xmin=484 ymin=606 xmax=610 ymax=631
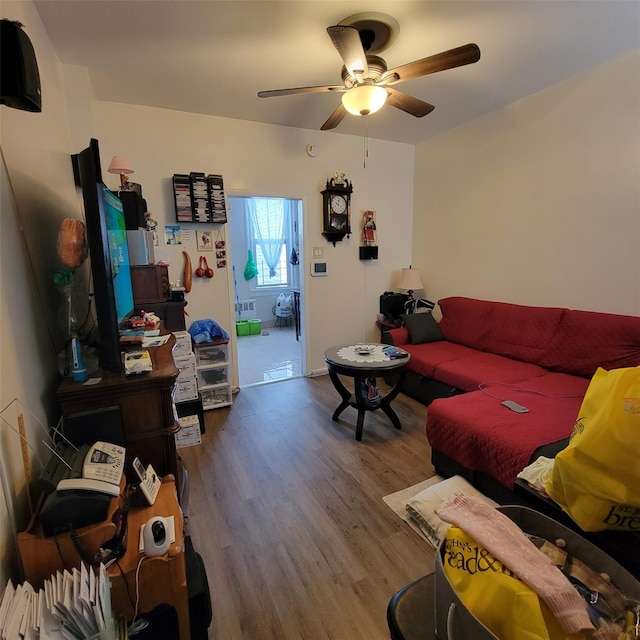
xmin=413 ymin=49 xmax=640 ymax=316
xmin=0 ymin=1 xmax=82 ymax=585
xmin=91 ymin=102 xmax=415 ymax=378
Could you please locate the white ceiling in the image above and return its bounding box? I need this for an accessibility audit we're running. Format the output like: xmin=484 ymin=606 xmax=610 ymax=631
xmin=33 ymin=1 xmax=640 ymax=145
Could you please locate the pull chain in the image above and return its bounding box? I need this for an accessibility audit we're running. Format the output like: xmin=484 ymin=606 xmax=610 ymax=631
xmin=363 ymin=116 xmax=369 ymax=169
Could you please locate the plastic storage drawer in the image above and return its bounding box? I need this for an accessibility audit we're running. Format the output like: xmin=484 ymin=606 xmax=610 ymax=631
xmin=194 ymin=343 xmax=228 ymax=366
xmin=197 ymin=365 xmax=228 ymax=388
xmin=200 ymin=385 xmax=232 ymax=409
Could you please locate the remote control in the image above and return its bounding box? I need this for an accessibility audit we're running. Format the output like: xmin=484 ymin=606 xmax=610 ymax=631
xmin=502 ymin=400 xmax=529 ymax=413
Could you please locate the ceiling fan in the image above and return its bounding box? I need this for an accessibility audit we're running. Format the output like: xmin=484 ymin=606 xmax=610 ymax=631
xmin=257 ymin=13 xmax=481 ymax=131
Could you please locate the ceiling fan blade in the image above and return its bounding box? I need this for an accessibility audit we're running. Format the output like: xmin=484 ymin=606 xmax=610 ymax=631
xmin=385 ymin=88 xmax=435 ymax=118
xmin=320 ymin=103 xmax=347 ymax=131
xmin=384 ymin=43 xmax=481 ymax=85
xmin=258 ymin=84 xmax=344 ymax=98
xmin=327 ymin=25 xmax=369 ymax=78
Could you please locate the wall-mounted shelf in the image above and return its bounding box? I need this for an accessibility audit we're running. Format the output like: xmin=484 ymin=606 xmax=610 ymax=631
xmin=172 ymin=173 xmax=228 ymax=224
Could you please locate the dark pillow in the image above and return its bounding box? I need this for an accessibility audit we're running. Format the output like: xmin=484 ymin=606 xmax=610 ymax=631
xmin=401 ymin=312 xmax=442 ymax=344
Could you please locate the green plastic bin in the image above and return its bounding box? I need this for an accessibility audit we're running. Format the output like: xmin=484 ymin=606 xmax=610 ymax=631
xmin=236 ymin=320 xmax=250 ymax=336
xmin=249 ymin=319 xmax=262 ymax=335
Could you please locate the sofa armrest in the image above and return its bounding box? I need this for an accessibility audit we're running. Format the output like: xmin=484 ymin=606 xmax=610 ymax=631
xmin=384 ymin=327 xmax=410 ymax=346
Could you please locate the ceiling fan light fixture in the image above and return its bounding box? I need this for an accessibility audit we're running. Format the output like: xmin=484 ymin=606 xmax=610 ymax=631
xmin=341 ymin=84 xmax=387 ymax=116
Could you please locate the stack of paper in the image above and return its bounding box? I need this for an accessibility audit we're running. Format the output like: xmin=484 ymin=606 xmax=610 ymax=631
xmin=0 ymin=563 xmax=119 ymax=640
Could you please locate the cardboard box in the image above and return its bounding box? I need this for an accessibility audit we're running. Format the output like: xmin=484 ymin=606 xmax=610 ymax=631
xmin=174 ymin=379 xmax=198 ymax=403
xmin=177 ymin=369 xmax=197 ymax=385
xmin=173 ymin=353 xmax=196 ymax=376
xmin=175 ymin=414 xmax=201 ymax=449
xmin=172 ymin=330 xmax=193 ymax=356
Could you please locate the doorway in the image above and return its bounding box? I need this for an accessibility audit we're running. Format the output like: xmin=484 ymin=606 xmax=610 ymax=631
xmin=228 ymin=196 xmax=304 ymax=387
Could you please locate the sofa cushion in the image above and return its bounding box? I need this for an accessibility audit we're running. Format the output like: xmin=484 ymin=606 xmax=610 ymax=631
xmin=432 ymin=351 xmax=546 ymax=392
xmin=426 ymin=385 xmax=583 ymax=488
xmin=438 ymin=297 xmax=564 ymax=365
xmin=539 ymin=309 xmax=640 ymax=377
xmin=505 ymin=371 xmax=590 ymax=398
xmin=402 ymin=341 xmax=479 ymax=379
xmin=386 ymin=327 xmax=410 ymax=347
xmin=401 ymin=313 xmax=442 ymax=344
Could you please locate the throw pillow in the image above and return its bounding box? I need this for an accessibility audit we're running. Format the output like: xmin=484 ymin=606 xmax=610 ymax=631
xmin=401 ymin=312 xmax=442 ymax=344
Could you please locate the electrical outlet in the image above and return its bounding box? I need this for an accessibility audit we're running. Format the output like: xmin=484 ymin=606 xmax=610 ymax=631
xmin=313 ymin=247 xmax=324 ymax=259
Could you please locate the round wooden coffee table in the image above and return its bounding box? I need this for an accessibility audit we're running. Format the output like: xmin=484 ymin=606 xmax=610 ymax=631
xmin=323 ymin=343 xmax=410 ymax=441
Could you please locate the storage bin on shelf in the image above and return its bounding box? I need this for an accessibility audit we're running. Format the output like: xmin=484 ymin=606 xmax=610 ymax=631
xmin=197 ymin=365 xmax=229 ymax=388
xmin=194 ymin=342 xmax=229 ymax=366
xmin=192 ymin=339 xmax=232 ymax=411
xmin=200 ymin=385 xmax=233 ymax=410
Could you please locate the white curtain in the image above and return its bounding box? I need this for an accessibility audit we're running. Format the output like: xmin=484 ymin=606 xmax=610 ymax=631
xmin=245 ymin=198 xmax=291 ymax=278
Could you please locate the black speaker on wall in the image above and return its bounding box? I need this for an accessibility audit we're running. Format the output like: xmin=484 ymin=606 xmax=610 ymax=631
xmin=1 ymin=19 xmax=42 ymax=112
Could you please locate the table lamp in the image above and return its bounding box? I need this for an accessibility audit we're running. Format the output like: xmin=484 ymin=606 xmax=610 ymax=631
xmin=397 ymin=267 xmax=424 ymax=301
xmin=107 ymin=155 xmax=135 ymax=190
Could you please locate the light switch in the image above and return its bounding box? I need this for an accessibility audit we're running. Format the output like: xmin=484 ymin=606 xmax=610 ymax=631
xmin=313 ymin=247 xmax=324 ymax=259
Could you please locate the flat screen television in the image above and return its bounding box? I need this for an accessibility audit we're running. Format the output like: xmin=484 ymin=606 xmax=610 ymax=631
xmin=73 ymin=139 xmax=135 ymax=373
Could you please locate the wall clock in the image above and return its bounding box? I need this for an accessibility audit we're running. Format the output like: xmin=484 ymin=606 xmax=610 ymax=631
xmin=321 ymin=175 xmax=353 ymax=246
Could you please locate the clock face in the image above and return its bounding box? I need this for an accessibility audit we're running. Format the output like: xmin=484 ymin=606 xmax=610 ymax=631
xmin=330 ymin=194 xmax=347 ymax=215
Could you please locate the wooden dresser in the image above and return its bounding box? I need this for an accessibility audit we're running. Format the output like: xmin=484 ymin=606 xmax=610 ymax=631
xmin=57 ymin=335 xmax=181 ymax=489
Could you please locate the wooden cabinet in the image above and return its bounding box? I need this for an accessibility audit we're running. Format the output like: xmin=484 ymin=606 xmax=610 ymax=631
xmin=173 ymin=172 xmax=227 ymax=223
xmin=131 ymin=264 xmax=170 ymax=304
xmin=57 ymin=335 xmax=181 ymax=489
xmin=141 ymin=300 xmax=187 ymax=332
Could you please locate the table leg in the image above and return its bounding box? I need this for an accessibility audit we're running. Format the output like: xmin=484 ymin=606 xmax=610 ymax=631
xmin=380 ymin=369 xmax=407 ymax=430
xmin=327 ymin=365 xmax=407 ymax=441
xmin=353 ymin=376 xmax=368 ymax=441
xmin=328 ymin=370 xmax=351 ymax=421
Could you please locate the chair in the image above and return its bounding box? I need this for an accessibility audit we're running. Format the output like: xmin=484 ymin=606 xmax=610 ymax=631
xmin=387 ymin=573 xmax=436 ymax=640
xmin=273 ymin=293 xmax=294 ymax=329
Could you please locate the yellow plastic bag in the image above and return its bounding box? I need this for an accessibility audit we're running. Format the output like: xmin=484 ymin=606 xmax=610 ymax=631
xmin=545 ymin=366 xmax=640 ymax=532
xmin=442 ymin=527 xmax=585 ymax=640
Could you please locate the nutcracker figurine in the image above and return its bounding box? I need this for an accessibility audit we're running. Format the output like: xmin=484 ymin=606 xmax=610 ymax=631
xmin=362 ymin=210 xmax=376 ymax=246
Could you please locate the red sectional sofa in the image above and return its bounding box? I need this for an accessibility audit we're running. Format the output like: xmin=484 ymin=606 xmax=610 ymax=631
xmin=384 ymin=297 xmax=640 ymax=499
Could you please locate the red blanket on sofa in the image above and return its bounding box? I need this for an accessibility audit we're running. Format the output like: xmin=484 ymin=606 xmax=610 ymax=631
xmin=388 ymin=297 xmax=640 ymax=488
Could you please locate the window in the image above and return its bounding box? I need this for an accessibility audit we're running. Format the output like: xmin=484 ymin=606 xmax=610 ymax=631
xmin=245 ymin=198 xmax=292 ymax=289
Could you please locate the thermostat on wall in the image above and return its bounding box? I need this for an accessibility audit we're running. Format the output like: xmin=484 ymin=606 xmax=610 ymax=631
xmin=311 ymin=260 xmax=328 ymax=276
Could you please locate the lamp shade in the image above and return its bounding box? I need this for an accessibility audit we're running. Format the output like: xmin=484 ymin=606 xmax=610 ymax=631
xmin=397 ymin=267 xmax=423 ymax=292
xmin=107 ymin=155 xmax=134 ymax=176
xmin=341 ymin=85 xmax=388 ymax=116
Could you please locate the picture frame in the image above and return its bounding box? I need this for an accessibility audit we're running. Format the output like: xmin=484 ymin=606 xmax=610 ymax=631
xmin=197 ymin=230 xmax=213 ymax=251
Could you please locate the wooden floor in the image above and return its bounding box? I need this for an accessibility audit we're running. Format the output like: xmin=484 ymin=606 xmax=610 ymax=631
xmin=178 ymin=374 xmax=436 ymax=640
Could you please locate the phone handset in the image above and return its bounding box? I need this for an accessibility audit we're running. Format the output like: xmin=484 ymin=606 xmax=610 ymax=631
xmin=133 ymin=456 xmax=161 ymax=505
xmin=57 ymin=477 xmax=121 ymax=496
